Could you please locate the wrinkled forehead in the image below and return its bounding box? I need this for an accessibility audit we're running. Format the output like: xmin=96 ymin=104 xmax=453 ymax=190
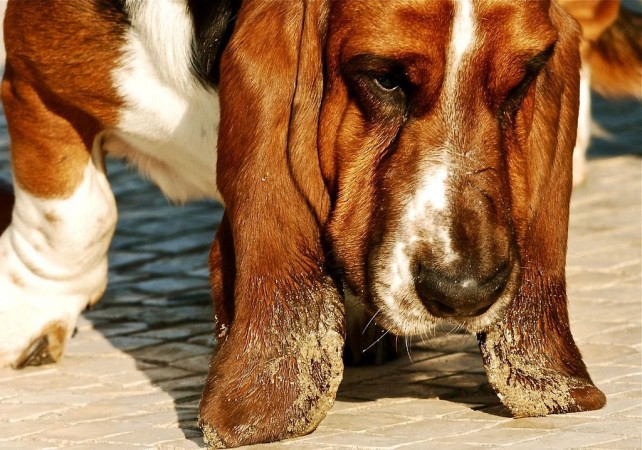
xmin=329 ymin=0 xmax=558 ymax=62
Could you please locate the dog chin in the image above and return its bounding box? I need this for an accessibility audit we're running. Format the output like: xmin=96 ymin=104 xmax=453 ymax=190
xmin=454 ymin=294 xmax=514 ymax=333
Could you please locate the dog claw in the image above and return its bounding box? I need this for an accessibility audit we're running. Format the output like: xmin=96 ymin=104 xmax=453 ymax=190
xmin=11 ymin=322 xmax=67 ymax=369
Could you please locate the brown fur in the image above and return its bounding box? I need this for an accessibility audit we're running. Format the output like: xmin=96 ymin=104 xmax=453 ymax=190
xmin=2 ymin=0 xmax=124 ymax=198
xmin=591 ymin=6 xmax=642 ymax=98
xmin=201 ymin=0 xmax=605 ymax=447
xmin=1 ymin=0 xmax=607 ymax=447
xmin=321 ymin=0 xmax=454 ymax=295
xmin=560 ymin=0 xmax=642 ymax=98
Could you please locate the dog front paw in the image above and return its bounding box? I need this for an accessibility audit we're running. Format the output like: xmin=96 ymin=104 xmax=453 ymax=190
xmin=0 ymin=295 xmax=79 ymax=368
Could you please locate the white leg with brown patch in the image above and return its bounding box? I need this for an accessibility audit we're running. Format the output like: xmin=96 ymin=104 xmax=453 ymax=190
xmin=0 ymin=156 xmax=116 ymax=368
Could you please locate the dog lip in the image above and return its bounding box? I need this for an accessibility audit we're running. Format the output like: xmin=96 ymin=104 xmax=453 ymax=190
xmin=423 ymin=297 xmax=494 ymax=319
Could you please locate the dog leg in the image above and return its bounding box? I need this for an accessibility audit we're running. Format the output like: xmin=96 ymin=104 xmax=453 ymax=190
xmin=479 ymin=6 xmax=606 ymax=414
xmin=197 ymin=2 xmax=345 ymax=445
xmin=573 ymin=63 xmax=592 ymax=187
xmin=0 ymin=70 xmax=117 ymax=368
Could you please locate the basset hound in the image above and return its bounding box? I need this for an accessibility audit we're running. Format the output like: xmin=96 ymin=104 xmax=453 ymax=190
xmin=0 ymin=0 xmax=637 ymax=448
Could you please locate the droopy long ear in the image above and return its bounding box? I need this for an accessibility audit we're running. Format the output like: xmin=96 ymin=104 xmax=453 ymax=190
xmin=199 ymin=1 xmax=345 ymax=448
xmin=478 ymin=3 xmax=606 ymax=417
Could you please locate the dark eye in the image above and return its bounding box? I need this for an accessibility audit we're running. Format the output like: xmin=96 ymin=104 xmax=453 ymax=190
xmin=343 ymin=54 xmax=411 ymax=121
xmin=499 ymin=44 xmax=556 ymax=123
xmin=374 ymin=73 xmax=400 ymax=91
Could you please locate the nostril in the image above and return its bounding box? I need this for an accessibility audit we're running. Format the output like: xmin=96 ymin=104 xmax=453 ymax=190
xmin=414 ymin=259 xmax=513 ymax=318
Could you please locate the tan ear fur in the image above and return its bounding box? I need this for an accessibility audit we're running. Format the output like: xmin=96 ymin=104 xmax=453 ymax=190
xmin=199 ymin=1 xmax=345 ymax=447
xmin=478 ymin=2 xmax=606 ymax=416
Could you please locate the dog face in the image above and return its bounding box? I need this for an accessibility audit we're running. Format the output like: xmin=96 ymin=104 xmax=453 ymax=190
xmin=320 ymin=0 xmax=559 ymax=334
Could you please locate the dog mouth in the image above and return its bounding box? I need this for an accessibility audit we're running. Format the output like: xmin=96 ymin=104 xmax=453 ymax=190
xmin=365 ymin=253 xmax=521 ymax=336
xmin=369 ymin=288 xmax=515 ymax=337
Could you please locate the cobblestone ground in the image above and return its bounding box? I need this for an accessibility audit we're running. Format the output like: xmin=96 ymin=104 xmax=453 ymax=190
xmin=0 ymin=80 xmax=640 ymax=450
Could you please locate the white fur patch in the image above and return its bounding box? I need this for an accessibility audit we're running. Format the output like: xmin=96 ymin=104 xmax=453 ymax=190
xmin=445 ymin=0 xmax=477 ymax=118
xmin=124 ymin=0 xmax=196 ymax=97
xmin=451 ymin=0 xmax=475 ymax=70
xmin=365 ymin=2 xmax=516 ymax=335
xmin=370 ymin=165 xmax=457 ymax=334
xmin=368 ymin=2 xmax=481 ymax=334
xmin=389 ymin=242 xmax=412 ymax=296
xmin=0 ymin=159 xmax=116 ymax=366
xmin=407 ymin=166 xmax=448 ymax=218
xmin=111 ymin=1 xmax=220 ymax=203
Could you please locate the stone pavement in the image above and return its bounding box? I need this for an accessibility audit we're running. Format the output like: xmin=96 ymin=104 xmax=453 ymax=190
xmin=0 ymin=84 xmax=640 ymax=450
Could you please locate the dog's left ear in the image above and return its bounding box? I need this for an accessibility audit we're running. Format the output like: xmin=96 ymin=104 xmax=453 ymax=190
xmin=478 ymin=2 xmax=606 ymax=417
xmin=199 ymin=1 xmax=343 ymax=448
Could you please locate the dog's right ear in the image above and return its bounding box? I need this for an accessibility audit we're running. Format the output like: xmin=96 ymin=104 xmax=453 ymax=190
xmin=199 ymin=1 xmax=344 ymax=448
xmin=478 ymin=1 xmax=606 ymax=418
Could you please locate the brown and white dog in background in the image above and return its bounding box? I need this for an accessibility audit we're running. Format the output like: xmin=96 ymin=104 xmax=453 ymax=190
xmin=560 ymin=0 xmax=641 ymax=184
xmin=0 ymin=0 xmax=639 ymax=448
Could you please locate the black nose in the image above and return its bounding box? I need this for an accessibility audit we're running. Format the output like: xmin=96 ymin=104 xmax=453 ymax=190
xmin=414 ymin=261 xmax=512 ymax=317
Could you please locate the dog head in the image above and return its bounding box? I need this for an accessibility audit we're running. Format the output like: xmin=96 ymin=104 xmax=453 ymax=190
xmin=214 ymin=0 xmax=581 ymax=339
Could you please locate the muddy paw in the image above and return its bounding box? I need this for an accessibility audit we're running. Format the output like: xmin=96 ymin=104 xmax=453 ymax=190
xmin=478 ymin=327 xmax=606 ymax=417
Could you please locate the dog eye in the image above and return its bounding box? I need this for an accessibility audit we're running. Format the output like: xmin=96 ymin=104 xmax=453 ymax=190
xmin=374 ymin=73 xmax=401 ymax=91
xmin=343 ymin=54 xmax=411 ymax=120
xmin=500 ymin=44 xmax=556 ymax=121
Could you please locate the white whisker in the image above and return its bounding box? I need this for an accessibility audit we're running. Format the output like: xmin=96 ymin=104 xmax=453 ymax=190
xmin=363 ymin=330 xmax=390 ymax=353
xmin=362 ymin=308 xmax=381 ymax=335
xmin=405 ymin=336 xmax=414 ymax=363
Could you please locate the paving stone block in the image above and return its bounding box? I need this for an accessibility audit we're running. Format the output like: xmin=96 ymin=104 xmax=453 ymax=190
xmin=96 ymin=322 xmax=150 ymax=337
xmin=0 ymin=420 xmax=58 ymax=441
xmin=105 ymin=424 xmax=190 ymax=445
xmin=369 ymin=398 xmax=475 ymax=418
xmin=157 ymin=437 xmax=208 ymax=449
xmin=587 ymin=437 xmax=642 ymax=449
xmin=512 ymin=430 xmax=625 ymax=449
xmin=442 ymin=426 xmax=553 ymax=446
xmin=53 ymin=404 xmax=145 ymax=424
xmin=37 ymin=421 xmax=149 ymax=443
xmin=130 ymin=342 xmax=211 ymax=365
xmin=0 ymin=441 xmax=60 ymax=450
xmin=318 ymin=412 xmax=414 ymax=433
